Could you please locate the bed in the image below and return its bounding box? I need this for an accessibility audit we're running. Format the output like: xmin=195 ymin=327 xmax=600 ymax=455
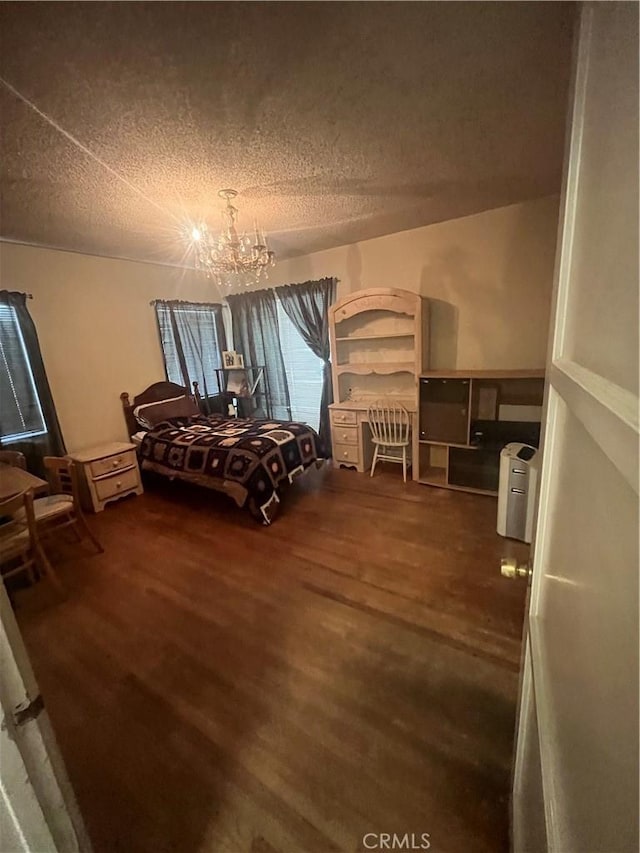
xmin=120 ymin=382 xmax=326 ymax=524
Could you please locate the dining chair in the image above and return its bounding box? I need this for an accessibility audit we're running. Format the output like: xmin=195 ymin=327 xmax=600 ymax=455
xmin=0 ymin=490 xmax=61 ymax=590
xmin=0 ymin=450 xmax=27 ymax=469
xmin=367 ymin=401 xmax=412 ymax=483
xmin=32 ymin=457 xmax=103 ymax=553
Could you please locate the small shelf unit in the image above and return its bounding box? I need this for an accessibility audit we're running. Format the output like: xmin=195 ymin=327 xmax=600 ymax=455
xmin=212 ymin=364 xmax=272 ymax=419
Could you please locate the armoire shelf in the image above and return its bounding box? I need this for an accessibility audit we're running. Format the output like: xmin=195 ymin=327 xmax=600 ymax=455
xmin=418 ymin=470 xmax=447 ymax=487
xmin=334 ymin=332 xmax=415 ymax=341
xmin=336 ymin=362 xmax=416 ymax=375
xmin=418 ymin=438 xmax=477 ymax=450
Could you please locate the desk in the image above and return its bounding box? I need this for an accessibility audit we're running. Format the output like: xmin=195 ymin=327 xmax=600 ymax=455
xmin=329 ymin=401 xmax=417 ymax=475
xmin=0 ymin=463 xmax=48 ymax=501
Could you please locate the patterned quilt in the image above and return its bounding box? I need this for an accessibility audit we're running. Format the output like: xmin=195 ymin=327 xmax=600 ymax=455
xmin=139 ymin=414 xmax=325 ymax=524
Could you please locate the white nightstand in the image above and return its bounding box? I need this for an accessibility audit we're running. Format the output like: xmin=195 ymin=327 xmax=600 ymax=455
xmin=69 ymin=442 xmax=143 ymax=512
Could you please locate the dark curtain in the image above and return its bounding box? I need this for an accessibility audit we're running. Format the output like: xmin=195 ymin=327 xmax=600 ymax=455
xmin=154 ymin=301 xmax=227 ymax=409
xmin=275 ymin=277 xmax=337 ymax=452
xmin=226 ymin=290 xmax=292 ymax=421
xmin=0 ymin=291 xmax=65 ymax=474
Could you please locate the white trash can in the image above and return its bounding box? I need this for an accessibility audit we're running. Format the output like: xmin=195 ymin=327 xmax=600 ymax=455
xmin=497 ymin=443 xmax=539 ymax=543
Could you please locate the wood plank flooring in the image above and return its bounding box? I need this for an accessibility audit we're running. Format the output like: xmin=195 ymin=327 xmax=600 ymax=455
xmin=14 ymin=464 xmax=529 ymax=853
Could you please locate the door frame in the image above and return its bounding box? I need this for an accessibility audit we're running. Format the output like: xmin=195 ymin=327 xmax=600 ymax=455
xmin=0 ymin=582 xmax=90 ymax=851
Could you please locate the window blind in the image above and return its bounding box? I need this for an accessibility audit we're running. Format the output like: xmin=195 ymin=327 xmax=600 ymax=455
xmin=0 ymin=305 xmax=47 ymax=442
xmin=155 ymin=303 xmax=224 ymax=398
xmin=276 ymin=300 xmax=323 ymax=431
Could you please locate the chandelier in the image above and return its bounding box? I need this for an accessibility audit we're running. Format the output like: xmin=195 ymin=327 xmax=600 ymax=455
xmin=188 ymin=189 xmax=275 ymax=287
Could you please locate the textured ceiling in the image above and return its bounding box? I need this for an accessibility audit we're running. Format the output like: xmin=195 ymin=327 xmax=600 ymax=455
xmin=0 ymin=2 xmax=575 ymax=266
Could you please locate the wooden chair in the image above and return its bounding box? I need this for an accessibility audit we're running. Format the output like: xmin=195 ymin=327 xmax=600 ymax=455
xmin=367 ymin=401 xmax=412 ymax=483
xmin=31 ymin=457 xmax=103 ymax=554
xmin=0 ymin=450 xmax=27 ymax=469
xmin=0 ymin=490 xmax=61 ymax=590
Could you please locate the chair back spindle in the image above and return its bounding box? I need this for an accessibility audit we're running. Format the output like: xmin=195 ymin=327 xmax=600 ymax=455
xmin=367 ymin=401 xmax=410 ymax=446
xmin=0 ymin=490 xmax=36 ymax=534
xmin=43 ymin=456 xmax=77 ymax=499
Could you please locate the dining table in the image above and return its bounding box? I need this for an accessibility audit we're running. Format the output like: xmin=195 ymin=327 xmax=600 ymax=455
xmin=0 ymin=462 xmax=49 ymax=501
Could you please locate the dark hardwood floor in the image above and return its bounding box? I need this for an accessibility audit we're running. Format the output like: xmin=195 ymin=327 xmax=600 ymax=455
xmin=15 ymin=464 xmax=529 ymax=853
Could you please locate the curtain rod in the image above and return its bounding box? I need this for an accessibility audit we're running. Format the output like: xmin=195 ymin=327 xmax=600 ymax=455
xmin=149 ymin=298 xmax=223 ymax=307
xmin=148 ymin=277 xmax=340 ymax=306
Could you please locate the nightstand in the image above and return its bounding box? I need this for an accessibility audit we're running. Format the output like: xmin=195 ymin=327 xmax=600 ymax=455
xmin=69 ymin=442 xmax=143 ymax=512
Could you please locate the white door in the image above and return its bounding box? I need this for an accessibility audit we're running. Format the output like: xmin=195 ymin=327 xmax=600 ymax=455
xmin=512 ymin=3 xmax=639 ymax=852
xmin=0 ymin=582 xmax=90 ymax=852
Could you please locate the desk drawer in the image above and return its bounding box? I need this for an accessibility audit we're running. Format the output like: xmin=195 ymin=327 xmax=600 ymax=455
xmin=94 ymin=466 xmax=139 ymax=501
xmin=90 ymin=449 xmax=137 ymax=478
xmin=332 ymin=425 xmax=358 ymax=445
xmin=331 ymin=409 xmax=357 ymax=426
xmin=334 ymin=443 xmax=360 ymax=465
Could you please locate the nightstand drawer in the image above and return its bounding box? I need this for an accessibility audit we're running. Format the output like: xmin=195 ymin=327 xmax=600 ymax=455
xmin=333 ymin=425 xmax=358 ymax=445
xmin=94 ymin=467 xmax=139 ymax=501
xmin=90 ymin=449 xmax=137 ymax=479
xmin=334 ymin=443 xmax=360 ymax=464
xmin=331 ymin=409 xmax=357 ymax=426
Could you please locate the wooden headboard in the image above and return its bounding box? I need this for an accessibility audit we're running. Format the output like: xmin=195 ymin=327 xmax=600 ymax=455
xmin=120 ymin=381 xmax=201 ymax=437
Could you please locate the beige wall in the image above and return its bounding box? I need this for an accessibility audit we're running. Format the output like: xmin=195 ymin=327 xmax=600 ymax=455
xmin=0 ymin=243 xmax=220 ymax=452
xmin=266 ymin=196 xmax=559 ymax=371
xmin=0 ymin=195 xmax=558 ymax=453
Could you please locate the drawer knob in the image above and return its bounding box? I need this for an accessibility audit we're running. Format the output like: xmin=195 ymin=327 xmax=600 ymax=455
xmin=343 ymin=451 xmax=348 ymax=458
xmin=342 ymin=433 xmax=348 ymax=440
xmin=112 ymin=460 xmax=119 ymax=467
xmin=116 ymin=481 xmax=121 ymax=488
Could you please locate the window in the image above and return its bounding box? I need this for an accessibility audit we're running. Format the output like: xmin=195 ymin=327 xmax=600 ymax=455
xmin=155 ymin=302 xmax=224 ymax=398
xmin=0 ymin=305 xmax=47 ymax=443
xmin=276 ymin=300 xmax=324 ymax=431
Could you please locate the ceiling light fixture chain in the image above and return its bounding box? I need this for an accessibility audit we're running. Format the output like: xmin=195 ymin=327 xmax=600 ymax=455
xmin=188 ymin=188 xmax=275 ymax=288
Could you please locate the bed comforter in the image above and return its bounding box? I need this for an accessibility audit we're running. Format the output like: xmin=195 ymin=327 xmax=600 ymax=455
xmin=139 ymin=414 xmax=325 ymax=523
